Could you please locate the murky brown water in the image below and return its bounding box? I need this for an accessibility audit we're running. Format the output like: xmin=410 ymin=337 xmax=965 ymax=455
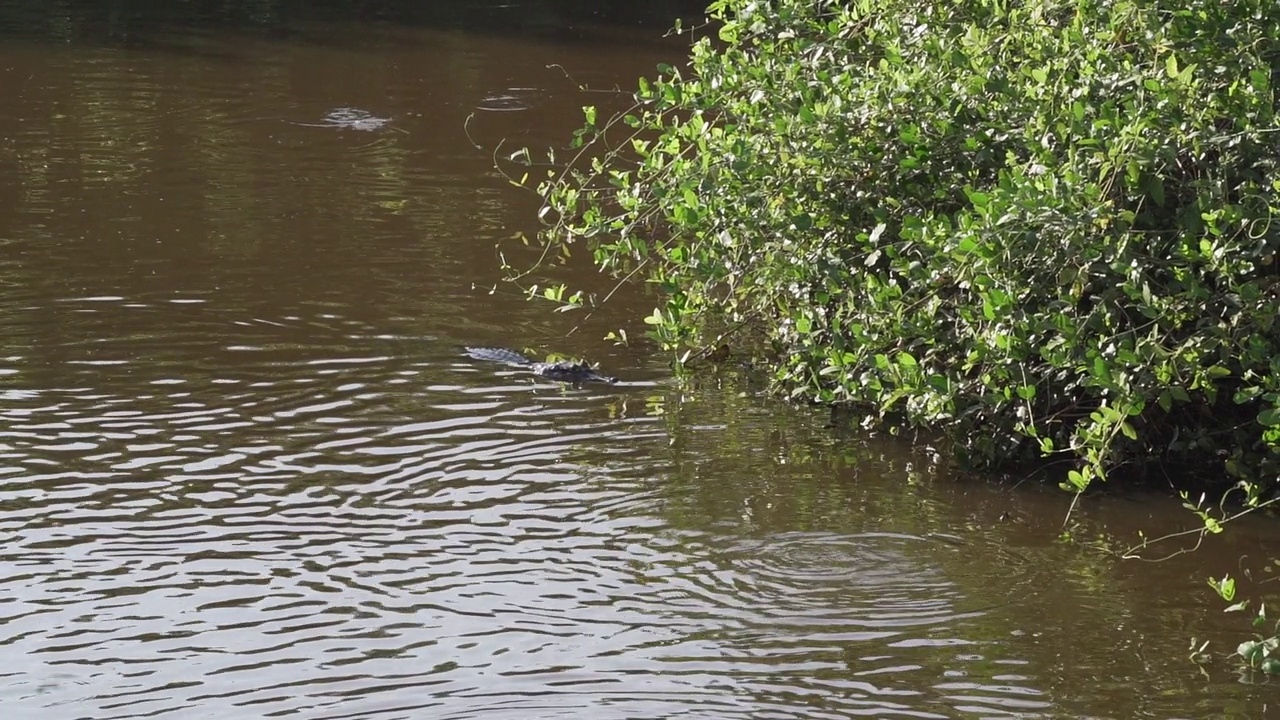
xmin=0 ymin=3 xmax=1277 ymax=718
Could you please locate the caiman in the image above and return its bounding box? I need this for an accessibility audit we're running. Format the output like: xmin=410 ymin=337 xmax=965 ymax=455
xmin=464 ymin=347 xmax=618 ymax=385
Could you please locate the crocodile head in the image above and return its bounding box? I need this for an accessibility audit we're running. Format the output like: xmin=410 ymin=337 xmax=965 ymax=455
xmin=532 ymin=360 xmax=618 ymax=385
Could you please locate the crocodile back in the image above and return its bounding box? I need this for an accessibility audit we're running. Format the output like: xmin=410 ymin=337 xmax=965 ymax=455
xmin=464 ymin=347 xmax=533 ymax=366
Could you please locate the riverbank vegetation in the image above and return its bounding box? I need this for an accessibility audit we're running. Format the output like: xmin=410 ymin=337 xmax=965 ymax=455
xmin=525 ymin=0 xmax=1280 ymax=495
xmin=510 ymin=0 xmax=1280 ymax=666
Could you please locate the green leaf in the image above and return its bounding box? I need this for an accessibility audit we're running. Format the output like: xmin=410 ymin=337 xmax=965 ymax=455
xmin=1146 ymin=175 xmax=1164 ymax=206
xmin=1120 ymin=421 xmax=1137 ymax=441
xmin=1239 ymin=640 xmax=1264 ymax=662
xmin=1092 ymin=356 xmax=1110 ymax=382
xmin=1212 ymin=575 xmax=1237 ymax=602
xmin=965 ymin=188 xmax=991 ymax=208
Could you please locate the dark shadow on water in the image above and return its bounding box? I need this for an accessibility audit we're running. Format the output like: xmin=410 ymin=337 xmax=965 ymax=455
xmin=0 ymin=0 xmax=710 ymax=48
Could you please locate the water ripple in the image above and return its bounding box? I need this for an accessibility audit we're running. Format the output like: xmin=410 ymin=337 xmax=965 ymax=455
xmin=0 ymin=336 xmax=999 ymax=718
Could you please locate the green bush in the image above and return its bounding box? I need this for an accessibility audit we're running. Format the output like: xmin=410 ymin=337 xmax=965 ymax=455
xmin=526 ymin=0 xmax=1280 ymax=491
